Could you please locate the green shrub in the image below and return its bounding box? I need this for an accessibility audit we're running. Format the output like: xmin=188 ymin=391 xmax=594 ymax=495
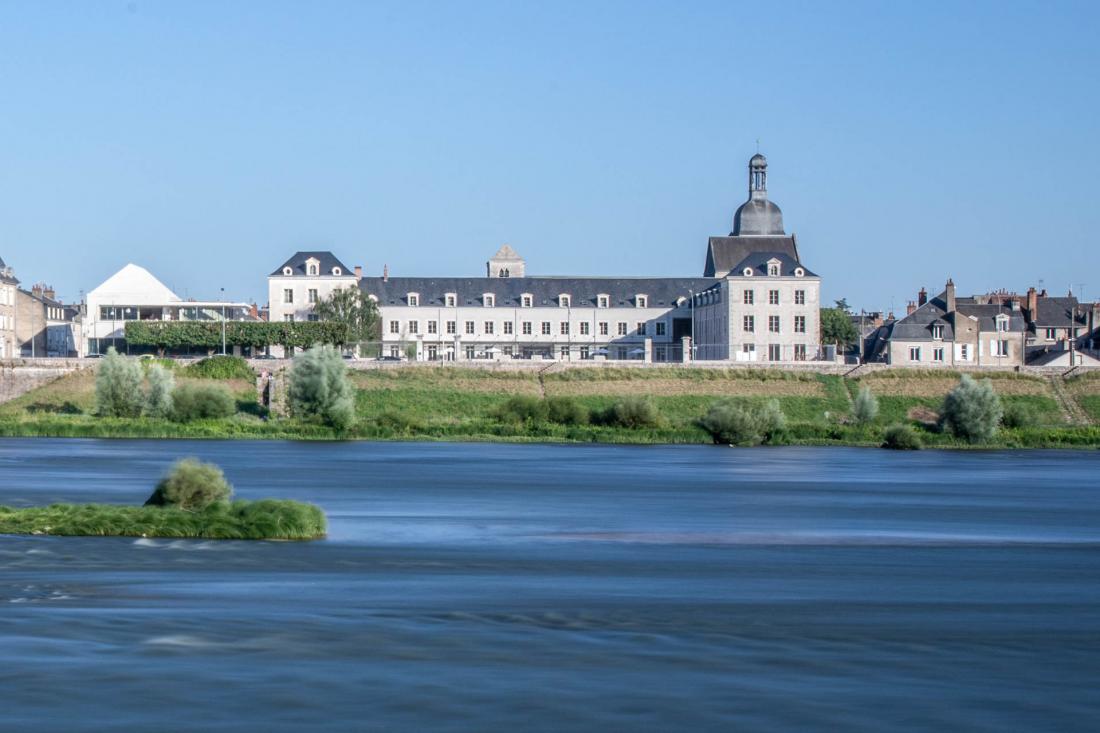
xmin=288 ymin=345 xmax=356 ymax=430
xmin=374 ymin=411 xmax=425 ymax=433
xmin=1001 ymin=401 xmax=1037 ymax=429
xmin=882 ymin=424 xmax=923 ymax=450
xmin=493 ymin=395 xmax=549 ymax=424
xmin=183 ymin=355 xmax=254 ymax=380
xmin=95 ymin=347 xmax=145 ymax=417
xmin=851 ymin=385 xmax=879 ymax=425
xmin=170 ymin=382 xmax=236 ymax=421
xmin=699 ymin=399 xmax=786 ymax=446
xmin=145 ymin=458 xmax=234 ymax=510
xmin=546 ymin=396 xmax=590 ymax=425
xmin=594 ymin=396 xmax=661 ymax=429
xmin=940 ymin=374 xmax=1003 ymax=442
xmin=143 ymin=364 xmax=176 ymax=418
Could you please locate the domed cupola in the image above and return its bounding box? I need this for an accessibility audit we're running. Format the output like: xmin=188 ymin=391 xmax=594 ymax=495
xmin=732 ymin=153 xmax=785 ymax=236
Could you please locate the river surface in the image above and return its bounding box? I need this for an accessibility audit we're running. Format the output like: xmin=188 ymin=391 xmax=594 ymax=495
xmin=2 ymin=439 xmax=1099 ymax=731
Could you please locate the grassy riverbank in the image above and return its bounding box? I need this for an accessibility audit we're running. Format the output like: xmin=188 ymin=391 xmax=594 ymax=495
xmin=2 ymin=365 xmax=1098 ymax=448
xmin=0 ymin=500 xmax=327 ymax=540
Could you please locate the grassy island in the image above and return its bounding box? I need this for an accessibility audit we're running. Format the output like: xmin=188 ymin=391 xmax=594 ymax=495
xmin=0 ymin=458 xmax=327 ymax=540
xmin=2 ymin=353 xmax=1100 ymax=449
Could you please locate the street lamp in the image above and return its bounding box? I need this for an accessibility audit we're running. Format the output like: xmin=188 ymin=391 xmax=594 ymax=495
xmin=220 ymin=287 xmax=227 ymax=356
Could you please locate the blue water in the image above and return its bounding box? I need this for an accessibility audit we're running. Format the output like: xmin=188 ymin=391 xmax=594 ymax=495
xmin=2 ymin=439 xmax=1099 ymax=731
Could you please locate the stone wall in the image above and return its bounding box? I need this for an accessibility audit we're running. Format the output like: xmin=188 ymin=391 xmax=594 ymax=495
xmin=0 ymin=359 xmax=87 ymax=403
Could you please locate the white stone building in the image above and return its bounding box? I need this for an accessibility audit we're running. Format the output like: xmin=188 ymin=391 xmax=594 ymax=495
xmin=83 ymin=263 xmax=253 ymax=356
xmin=0 ymin=257 xmax=17 ymax=359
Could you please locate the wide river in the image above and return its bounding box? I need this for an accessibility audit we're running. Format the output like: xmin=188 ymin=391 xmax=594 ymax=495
xmin=2 ymin=439 xmax=1099 ymax=731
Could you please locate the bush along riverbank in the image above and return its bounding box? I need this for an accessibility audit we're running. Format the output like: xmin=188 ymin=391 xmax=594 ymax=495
xmin=2 ymin=357 xmax=1100 ymax=449
xmin=0 ymin=458 xmax=327 ymax=540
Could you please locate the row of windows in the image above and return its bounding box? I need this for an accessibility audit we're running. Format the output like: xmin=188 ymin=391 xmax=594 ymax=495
xmin=739 ymin=343 xmax=810 ymax=361
xmin=908 ymin=342 xmax=1009 ymax=362
xmin=407 ymin=293 xmax=650 ymax=309
xmin=389 ymin=319 xmax=669 ymax=337
xmin=743 ymin=289 xmax=806 ymax=306
xmin=741 ymin=315 xmax=807 ymax=333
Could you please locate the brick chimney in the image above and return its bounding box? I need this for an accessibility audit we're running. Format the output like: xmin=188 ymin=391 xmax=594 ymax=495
xmin=945 ymin=278 xmax=956 ymax=313
xmin=918 ymin=287 xmax=927 ymax=307
xmin=31 ymin=283 xmax=43 ymax=297
xmin=44 ymin=286 xmax=56 ymax=301
xmin=906 ymin=301 xmax=917 ymax=316
xmin=383 ymin=264 xmax=389 ymax=283
xmin=354 ymin=265 xmax=363 ymax=281
xmin=1026 ymin=286 xmax=1038 ymax=317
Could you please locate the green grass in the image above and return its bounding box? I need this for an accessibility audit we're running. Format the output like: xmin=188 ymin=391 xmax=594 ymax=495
xmin=0 ymin=499 xmax=327 ymax=540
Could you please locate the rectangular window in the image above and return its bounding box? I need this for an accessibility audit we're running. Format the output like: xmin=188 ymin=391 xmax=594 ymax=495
xmin=932 ymin=324 xmax=945 ymax=340
xmin=503 ymin=346 xmax=513 ymax=357
xmin=408 ymin=320 xmax=419 ymax=334
xmin=637 ymin=322 xmax=647 ymax=336
xmin=559 ymin=295 xmax=571 ymax=308
xmin=390 ymin=346 xmax=401 ymax=358
xmin=484 ymin=295 xmax=495 ymax=307
xmin=466 ymin=346 xmax=475 ymax=360
xmin=308 ymin=289 xmax=318 ymax=304
xmin=794 ymin=290 xmax=805 ymax=305
xmin=522 ymin=295 xmax=532 ymax=308
xmin=768 ymin=344 xmax=781 ymax=361
xmin=560 ymin=322 xmax=569 ymax=335
xmin=522 ymin=321 xmax=532 ymax=335
xmin=560 ymin=346 xmax=570 ymax=360
xmin=768 ymin=289 xmax=780 ymax=305
xmin=909 ymin=346 xmax=921 ymax=361
xmin=446 ymin=321 xmax=456 ymax=334
xmin=283 ymin=289 xmax=293 ymax=304
xmin=636 ymin=296 xmax=648 ymax=308
xmin=484 ymin=321 xmax=494 ymax=335
xmin=933 ymin=347 xmax=945 ymax=362
xmin=743 ymin=289 xmax=754 ymax=305
xmin=389 ymin=320 xmax=400 ymax=334
xmin=960 ymin=344 xmax=970 ymax=360
xmin=307 ymin=314 xmax=319 ymax=322
xmin=580 ymin=322 xmax=590 ymax=335
xmin=794 ymin=315 xmax=806 ymax=333
xmin=504 ymin=321 xmax=513 ymax=335
xmin=427 ymin=320 xmax=438 ymax=334
xmin=743 ymin=315 xmax=754 ymax=333
xmin=996 ymin=339 xmax=1009 ymax=356
xmin=284 ymin=314 xmax=295 ymax=322
xmin=598 ymin=296 xmax=609 ymax=308
xmin=794 ymin=344 xmax=807 ymax=361
xmin=655 ymin=322 xmax=666 ymax=336
xmin=427 ymin=345 xmax=438 ymax=361
xmin=769 ymin=315 xmax=780 ymax=333
xmin=996 ymin=319 xmax=1008 ymax=332
xmin=580 ymin=346 xmax=590 ymax=359
xmin=742 ymin=343 xmax=755 ymax=354
xmin=1045 ymin=328 xmax=1057 ymax=340
xmin=599 ymin=322 xmax=609 ymax=336
xmin=465 ymin=321 xmax=475 ymax=335
xmin=407 ymin=295 xmax=419 ymax=307
xmin=542 ymin=322 xmax=552 ymax=335
xmin=617 ymin=322 xmax=628 ymax=336
xmin=445 ymin=294 xmax=456 ymax=307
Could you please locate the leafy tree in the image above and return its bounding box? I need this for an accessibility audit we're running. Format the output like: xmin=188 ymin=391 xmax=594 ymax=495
xmin=851 ymin=386 xmax=879 ymax=425
xmin=143 ymin=364 xmax=176 ymax=418
xmin=699 ymin=399 xmax=786 ymax=446
xmin=312 ymin=286 xmax=380 ymax=353
xmin=288 ymin=344 xmax=356 ymax=430
xmin=145 ymin=458 xmax=234 ymax=510
xmin=834 ymin=298 xmax=851 ymax=312
xmin=95 ymin=347 xmax=145 ymax=417
xmin=940 ymin=375 xmax=1003 ymax=442
xmin=820 ymin=307 xmax=859 ymax=348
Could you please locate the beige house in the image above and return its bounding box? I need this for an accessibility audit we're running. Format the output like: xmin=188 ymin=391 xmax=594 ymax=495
xmin=16 ymin=284 xmax=80 ymax=357
xmin=0 ymin=257 xmax=18 ymax=359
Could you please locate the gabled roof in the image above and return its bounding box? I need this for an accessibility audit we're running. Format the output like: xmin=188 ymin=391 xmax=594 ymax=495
xmin=724 ymin=251 xmax=816 ymax=278
xmin=87 ymin=264 xmax=180 ymax=305
xmin=704 ymin=236 xmax=800 ymax=277
xmin=360 ymin=276 xmax=715 ymax=309
xmin=270 ymin=251 xmax=353 ymax=278
xmin=1031 ymin=296 xmax=1085 ymax=329
xmin=489 ymin=244 xmax=523 ymax=261
xmin=890 ymin=291 xmax=1027 ymax=342
xmin=955 ymin=302 xmax=1027 ymax=332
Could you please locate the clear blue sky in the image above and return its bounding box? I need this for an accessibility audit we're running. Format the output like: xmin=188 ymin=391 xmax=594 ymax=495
xmin=1 ymin=1 xmax=1097 ymax=313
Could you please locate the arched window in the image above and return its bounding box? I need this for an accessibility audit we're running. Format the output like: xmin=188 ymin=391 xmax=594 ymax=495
xmin=308 ymin=264 xmax=318 ymax=276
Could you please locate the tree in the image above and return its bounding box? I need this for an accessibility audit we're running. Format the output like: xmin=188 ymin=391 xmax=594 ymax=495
xmin=834 ymin=298 xmax=851 ymax=313
xmin=851 ymin=386 xmax=879 ymax=425
xmin=312 ymin=287 xmax=380 ymax=352
xmin=940 ymin=375 xmax=1003 ymax=442
xmin=820 ymin=307 xmax=859 ymax=348
xmin=95 ymin=347 xmax=145 ymax=417
xmin=145 ymin=458 xmax=234 ymax=510
xmin=287 ymin=344 xmax=356 ymax=430
xmin=143 ymin=364 xmax=176 ymax=418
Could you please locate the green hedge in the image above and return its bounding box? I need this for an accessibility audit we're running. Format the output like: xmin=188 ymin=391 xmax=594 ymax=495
xmin=125 ymin=321 xmax=348 ymax=349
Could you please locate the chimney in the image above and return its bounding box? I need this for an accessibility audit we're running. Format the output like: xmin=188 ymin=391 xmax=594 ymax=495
xmin=354 ymin=265 xmax=363 ymax=281
xmin=383 ymin=264 xmax=389 ymax=283
xmin=1026 ymin=287 xmax=1038 ymax=317
xmin=945 ymin=278 xmax=956 ymax=314
xmin=44 ymin=286 xmax=56 ymax=301
xmin=917 ymin=287 xmax=927 ymax=307
xmin=31 ymin=283 xmax=43 ymax=296
xmin=906 ymin=301 xmax=917 ymax=316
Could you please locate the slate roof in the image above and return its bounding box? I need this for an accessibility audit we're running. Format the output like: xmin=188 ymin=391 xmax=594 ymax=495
xmin=270 ymin=251 xmax=353 ymax=277
xmin=889 ymin=291 xmax=1027 ymax=342
xmin=703 ymin=236 xmax=800 ymax=277
xmin=1031 ymin=296 xmax=1085 ymax=329
xmin=360 ymin=276 xmax=716 ymax=309
xmin=724 ymin=252 xmax=817 ymax=278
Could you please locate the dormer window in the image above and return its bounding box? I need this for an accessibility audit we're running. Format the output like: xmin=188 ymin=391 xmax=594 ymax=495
xmin=559 ymin=294 xmax=571 ymax=308
xmin=305 ymin=257 xmax=320 ymax=276
xmin=283 ymin=266 xmax=293 ymax=276
xmin=996 ymin=315 xmax=1009 ymax=332
xmin=932 ymin=323 xmax=945 ymax=340
xmin=635 ymin=295 xmax=648 ymax=308
xmin=597 ymin=294 xmax=609 ymax=308
xmin=766 ymin=259 xmax=781 ymax=277
xmin=483 ymin=293 xmax=495 ymax=308
xmin=743 ymin=267 xmax=754 ymax=277
xmin=332 ymin=266 xmax=342 ymax=276
xmin=445 ymin=293 xmax=457 ymax=308
xmin=407 ymin=293 xmax=419 ymax=307
xmin=521 ymin=294 xmax=533 ymax=308
xmin=794 ymin=267 xmax=805 ymax=277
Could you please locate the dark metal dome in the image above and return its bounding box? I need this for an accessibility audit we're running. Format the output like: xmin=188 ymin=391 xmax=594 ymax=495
xmin=732 ymin=198 xmax=784 ymax=236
